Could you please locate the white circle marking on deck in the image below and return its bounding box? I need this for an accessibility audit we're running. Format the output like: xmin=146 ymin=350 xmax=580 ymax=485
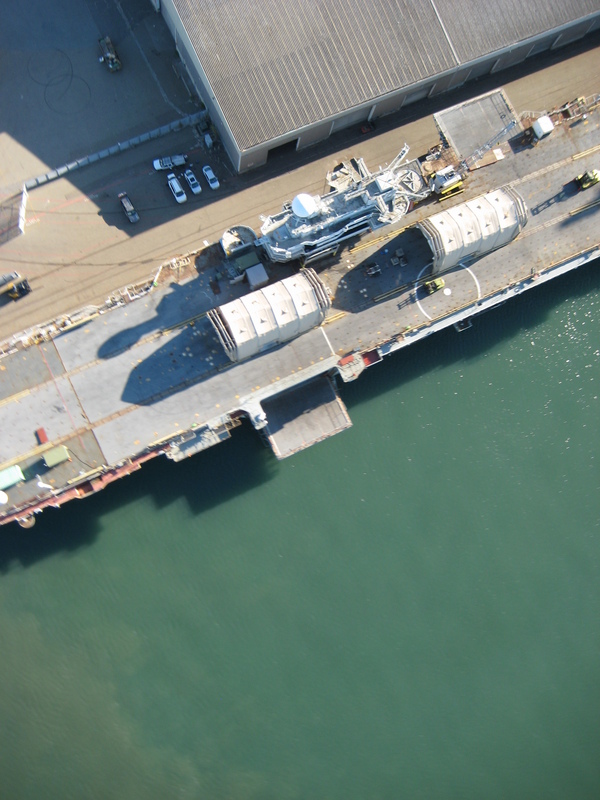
xmin=463 ymin=265 xmax=482 ymax=299
xmin=414 ymin=262 xmax=481 ymax=321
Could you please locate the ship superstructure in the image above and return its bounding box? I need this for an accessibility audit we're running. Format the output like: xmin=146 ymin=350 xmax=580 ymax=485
xmin=256 ymin=145 xmax=428 ymax=264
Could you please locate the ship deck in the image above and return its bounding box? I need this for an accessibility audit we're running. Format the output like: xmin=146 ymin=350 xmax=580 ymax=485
xmin=1 ymin=91 xmax=599 ymax=523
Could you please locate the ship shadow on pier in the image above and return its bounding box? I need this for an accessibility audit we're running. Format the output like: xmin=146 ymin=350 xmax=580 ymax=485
xmin=97 ymin=278 xmax=208 ymax=361
xmin=95 ymin=275 xmax=228 ymax=406
xmin=117 ymin=321 xmax=227 ymax=406
xmin=325 ymin=228 xmax=433 ymax=313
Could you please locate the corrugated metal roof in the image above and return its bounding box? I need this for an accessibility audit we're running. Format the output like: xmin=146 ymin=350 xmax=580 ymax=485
xmin=172 ymin=0 xmax=598 ymax=151
xmin=434 ymin=0 xmax=599 ymax=63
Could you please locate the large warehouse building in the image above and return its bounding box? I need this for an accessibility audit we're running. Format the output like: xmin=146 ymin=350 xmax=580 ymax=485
xmin=156 ymin=0 xmax=600 ymax=172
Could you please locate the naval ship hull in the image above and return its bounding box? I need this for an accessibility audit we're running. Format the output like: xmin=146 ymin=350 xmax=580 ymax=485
xmin=1 ymin=91 xmax=598 ymax=527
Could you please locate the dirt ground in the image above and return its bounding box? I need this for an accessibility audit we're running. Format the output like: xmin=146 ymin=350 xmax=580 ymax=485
xmin=0 ymin=0 xmax=598 ymax=342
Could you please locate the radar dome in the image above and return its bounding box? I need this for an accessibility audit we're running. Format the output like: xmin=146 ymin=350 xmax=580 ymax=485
xmin=291 ymin=193 xmax=319 ymax=219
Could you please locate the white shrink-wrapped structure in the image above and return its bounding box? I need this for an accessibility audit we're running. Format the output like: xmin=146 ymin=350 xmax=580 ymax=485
xmin=417 ymin=186 xmax=528 ymax=273
xmin=208 ymin=268 xmax=330 ymax=362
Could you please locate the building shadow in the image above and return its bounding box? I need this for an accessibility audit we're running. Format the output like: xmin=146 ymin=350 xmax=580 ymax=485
xmin=0 ymin=193 xmax=24 ymax=246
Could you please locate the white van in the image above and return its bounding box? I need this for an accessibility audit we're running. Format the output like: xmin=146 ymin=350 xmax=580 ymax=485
xmin=167 ymin=173 xmax=187 ymax=204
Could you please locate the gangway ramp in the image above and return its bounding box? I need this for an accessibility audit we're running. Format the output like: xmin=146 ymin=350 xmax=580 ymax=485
xmin=434 ymin=88 xmax=519 ymax=162
xmin=262 ymin=376 xmax=351 ymax=459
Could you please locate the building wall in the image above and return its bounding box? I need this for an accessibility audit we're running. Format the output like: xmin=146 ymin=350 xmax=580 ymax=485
xmin=159 ymin=0 xmax=243 ymax=171
xmin=297 ymin=121 xmax=335 ymax=149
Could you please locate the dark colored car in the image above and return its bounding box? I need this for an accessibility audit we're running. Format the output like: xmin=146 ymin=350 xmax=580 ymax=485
xmin=118 ymin=192 xmax=139 ymax=223
xmin=99 ymin=36 xmax=121 ymax=72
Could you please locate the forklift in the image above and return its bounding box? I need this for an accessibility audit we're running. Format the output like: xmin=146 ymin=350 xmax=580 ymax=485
xmin=0 ymin=272 xmax=31 ymax=300
xmin=574 ymin=169 xmax=599 ymax=191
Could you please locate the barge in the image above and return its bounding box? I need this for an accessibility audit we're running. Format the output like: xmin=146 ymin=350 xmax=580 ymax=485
xmin=1 ymin=89 xmax=599 ymax=527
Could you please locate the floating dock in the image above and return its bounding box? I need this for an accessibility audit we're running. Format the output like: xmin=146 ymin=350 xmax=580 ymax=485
xmin=1 ymin=89 xmax=599 ymax=527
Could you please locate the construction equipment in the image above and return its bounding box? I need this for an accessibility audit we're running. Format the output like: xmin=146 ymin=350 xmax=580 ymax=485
xmin=574 ymin=169 xmax=599 ymax=191
xmin=8 ymin=279 xmax=31 ymax=300
xmin=429 ymin=166 xmax=463 ymax=198
xmin=424 ymin=278 xmax=445 ymax=294
xmin=429 ymin=120 xmax=518 ymax=201
xmin=1 ymin=272 xmax=31 ymax=300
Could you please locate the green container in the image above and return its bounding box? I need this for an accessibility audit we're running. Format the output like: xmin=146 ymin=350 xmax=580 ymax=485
xmin=0 ymin=464 xmax=25 ymax=490
xmin=43 ymin=445 xmax=70 ymax=468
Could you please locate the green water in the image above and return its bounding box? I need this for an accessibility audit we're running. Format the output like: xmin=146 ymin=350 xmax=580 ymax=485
xmin=1 ymin=267 xmax=599 ymax=799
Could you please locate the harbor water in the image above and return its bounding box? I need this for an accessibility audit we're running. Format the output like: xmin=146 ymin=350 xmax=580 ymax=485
xmin=0 ymin=264 xmax=599 ymax=799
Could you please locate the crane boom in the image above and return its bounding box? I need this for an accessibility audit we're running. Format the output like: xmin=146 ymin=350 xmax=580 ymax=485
xmin=459 ymin=120 xmax=517 ymax=172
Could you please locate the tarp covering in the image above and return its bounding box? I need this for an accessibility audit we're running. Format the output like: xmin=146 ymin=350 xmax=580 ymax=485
xmin=208 ymin=268 xmax=330 ymax=361
xmin=247 ymin=263 xmax=269 ymax=290
xmin=0 ymin=465 xmax=25 ymax=491
xmin=417 ymin=186 xmax=528 ymax=272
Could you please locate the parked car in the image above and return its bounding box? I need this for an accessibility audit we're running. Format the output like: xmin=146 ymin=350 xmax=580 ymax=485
xmin=574 ymin=169 xmax=599 ymax=191
xmin=167 ymin=173 xmax=187 ymax=204
xmin=153 ymin=154 xmax=187 ymax=171
xmin=118 ymin=192 xmax=139 ymax=223
xmin=202 ymin=165 xmax=220 ymax=190
xmin=183 ymin=168 xmax=202 ymax=195
xmin=424 ymin=278 xmax=445 ymax=294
